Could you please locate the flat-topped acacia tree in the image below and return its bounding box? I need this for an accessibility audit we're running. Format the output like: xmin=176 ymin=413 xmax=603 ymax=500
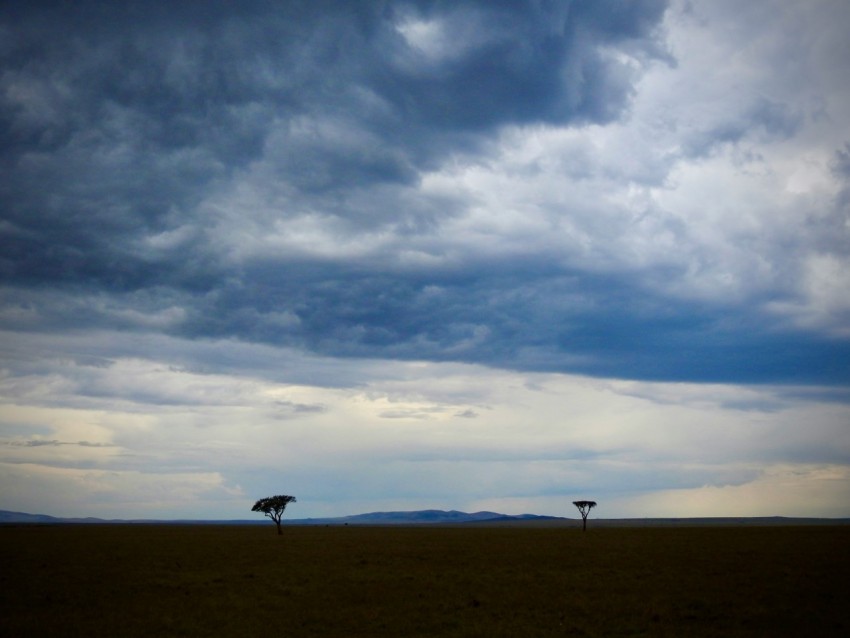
xmin=572 ymin=500 xmax=597 ymax=532
xmin=252 ymin=495 xmax=297 ymax=535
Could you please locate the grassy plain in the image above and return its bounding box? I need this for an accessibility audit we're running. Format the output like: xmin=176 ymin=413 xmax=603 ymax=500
xmin=1 ymin=523 xmax=848 ymax=637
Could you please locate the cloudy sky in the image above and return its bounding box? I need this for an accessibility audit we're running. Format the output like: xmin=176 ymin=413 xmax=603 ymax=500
xmin=2 ymin=0 xmax=849 ymax=521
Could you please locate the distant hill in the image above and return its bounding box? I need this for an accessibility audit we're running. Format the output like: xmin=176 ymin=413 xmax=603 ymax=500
xmin=0 ymin=508 xmax=561 ymax=525
xmin=0 ymin=510 xmax=260 ymax=525
xmin=287 ymin=509 xmax=566 ymax=525
xmin=2 ymin=509 xmax=848 ymax=527
xmin=0 ymin=510 xmax=127 ymax=524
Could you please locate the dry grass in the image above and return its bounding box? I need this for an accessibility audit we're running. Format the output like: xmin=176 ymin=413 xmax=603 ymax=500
xmin=1 ymin=524 xmax=848 ymax=636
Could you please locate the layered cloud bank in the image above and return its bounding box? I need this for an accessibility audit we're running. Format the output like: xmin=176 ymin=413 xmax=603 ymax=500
xmin=2 ymin=1 xmax=848 ymax=519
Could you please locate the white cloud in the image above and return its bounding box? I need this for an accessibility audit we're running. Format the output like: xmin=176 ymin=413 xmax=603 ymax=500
xmin=617 ymin=464 xmax=850 ymax=518
xmin=0 ymin=462 xmax=243 ymax=519
xmin=768 ymin=254 xmax=850 ymax=336
xmin=383 ymin=0 xmax=850 ymax=331
xmin=2 ymin=334 xmax=848 ymax=518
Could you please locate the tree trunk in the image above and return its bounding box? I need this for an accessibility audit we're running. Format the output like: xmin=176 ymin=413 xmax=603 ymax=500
xmin=582 ymin=516 xmax=587 ymax=532
xmin=275 ymin=520 xmax=282 ymax=535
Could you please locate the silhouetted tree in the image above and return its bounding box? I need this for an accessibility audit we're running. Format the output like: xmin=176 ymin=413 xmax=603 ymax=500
xmin=573 ymin=500 xmax=596 ymax=531
xmin=252 ymin=495 xmax=297 ymax=535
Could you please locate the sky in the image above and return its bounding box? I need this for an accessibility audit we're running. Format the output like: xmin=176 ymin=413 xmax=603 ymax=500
xmin=1 ymin=0 xmax=849 ymax=521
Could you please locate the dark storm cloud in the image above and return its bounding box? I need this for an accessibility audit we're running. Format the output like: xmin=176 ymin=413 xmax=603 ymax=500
xmin=2 ymin=0 xmax=847 ymax=385
xmin=175 ymin=258 xmax=850 ymax=384
xmin=2 ymin=0 xmax=665 ymax=279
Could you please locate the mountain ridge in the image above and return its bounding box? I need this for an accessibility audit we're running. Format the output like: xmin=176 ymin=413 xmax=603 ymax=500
xmin=0 ymin=508 xmax=563 ymax=525
xmin=2 ymin=509 xmax=848 ymax=527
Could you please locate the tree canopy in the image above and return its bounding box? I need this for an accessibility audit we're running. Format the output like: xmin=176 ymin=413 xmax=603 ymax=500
xmin=252 ymin=494 xmax=297 ymax=534
xmin=572 ymin=500 xmax=597 ymax=531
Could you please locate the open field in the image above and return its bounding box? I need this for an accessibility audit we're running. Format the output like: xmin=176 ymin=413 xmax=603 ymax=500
xmin=2 ymin=524 xmax=848 ymax=637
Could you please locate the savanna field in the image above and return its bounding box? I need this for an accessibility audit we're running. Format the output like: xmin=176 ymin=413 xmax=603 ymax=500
xmin=1 ymin=524 xmax=848 ymax=637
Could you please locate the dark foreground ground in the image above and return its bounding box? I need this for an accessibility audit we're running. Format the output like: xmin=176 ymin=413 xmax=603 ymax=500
xmin=2 ymin=524 xmax=848 ymax=637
